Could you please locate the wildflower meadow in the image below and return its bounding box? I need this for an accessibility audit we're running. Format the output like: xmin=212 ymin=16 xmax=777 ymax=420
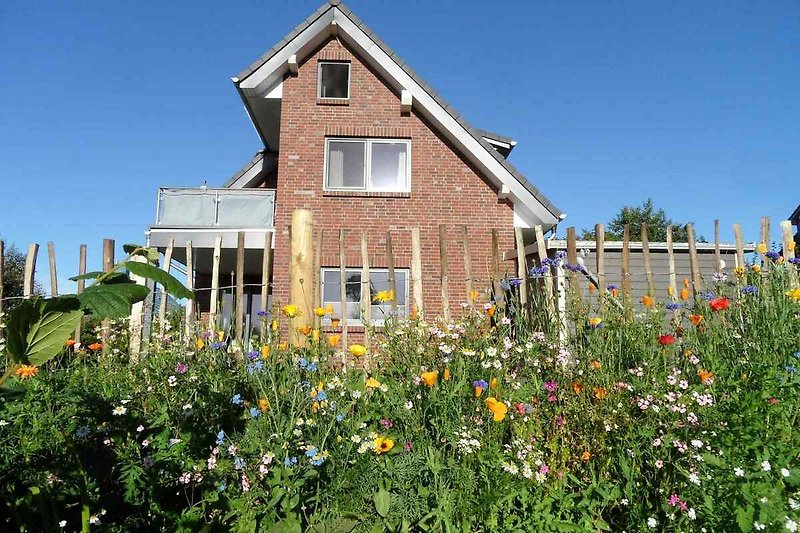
xmin=1 ymin=249 xmax=799 ymax=532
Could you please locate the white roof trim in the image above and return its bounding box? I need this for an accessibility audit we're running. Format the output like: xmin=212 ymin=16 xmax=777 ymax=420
xmin=237 ymin=6 xmax=559 ymax=229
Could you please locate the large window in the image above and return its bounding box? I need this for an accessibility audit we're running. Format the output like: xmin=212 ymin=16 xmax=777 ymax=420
xmin=324 ymin=138 xmax=410 ymax=192
xmin=321 ymin=268 xmax=408 ymax=325
xmin=318 ymin=62 xmax=350 ymax=99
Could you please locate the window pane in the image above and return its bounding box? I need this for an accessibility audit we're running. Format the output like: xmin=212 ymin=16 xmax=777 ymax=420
xmin=370 ymin=142 xmax=407 ymax=190
xmin=327 ymin=141 xmax=365 ymax=189
xmin=319 ymin=63 xmax=349 ymax=99
xmin=322 ymin=270 xmax=361 ymax=302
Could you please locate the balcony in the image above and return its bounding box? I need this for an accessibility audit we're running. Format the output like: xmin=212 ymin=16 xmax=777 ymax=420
xmin=147 ymin=187 xmax=276 ymax=250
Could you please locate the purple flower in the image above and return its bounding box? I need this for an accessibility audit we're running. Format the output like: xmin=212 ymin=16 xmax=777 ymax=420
xmin=404 ymin=441 xmax=413 ymax=452
xmin=543 ymin=381 xmax=558 ymax=393
xmin=380 ymin=418 xmax=393 ymax=428
xmin=790 ymin=257 xmax=800 ymax=265
xmin=665 ymin=303 xmax=681 ymax=310
xmin=765 ymin=250 xmax=780 ymax=261
xmin=742 ymin=285 xmax=758 ymax=295
xmin=607 ymin=284 xmax=619 ymax=291
xmin=529 ymin=265 xmax=550 ymax=278
xmin=555 ymin=414 xmax=565 ymax=426
xmin=175 ymin=362 xmax=188 ymax=375
xmin=210 ymin=341 xmax=227 ymax=350
xmin=565 ymin=263 xmax=584 ymax=273
xmin=547 ymin=394 xmax=558 ymax=403
xmin=508 ymin=278 xmax=522 ymax=287
xmin=248 ymin=350 xmax=260 ymax=361
xmin=256 ymin=310 xmax=270 ymax=317
xmin=473 ymin=379 xmax=489 ymax=389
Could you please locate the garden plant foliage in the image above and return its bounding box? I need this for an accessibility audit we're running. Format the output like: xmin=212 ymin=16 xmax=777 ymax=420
xmin=0 ymin=254 xmax=799 ymax=532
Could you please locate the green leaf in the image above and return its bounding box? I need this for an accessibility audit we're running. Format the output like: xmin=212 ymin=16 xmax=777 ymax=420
xmin=69 ymin=271 xmax=104 ymax=281
xmin=736 ymin=505 xmax=754 ymax=532
xmin=124 ymin=261 xmax=194 ymax=300
xmin=69 ymin=271 xmax=131 ymax=284
xmin=373 ymin=488 xmax=390 ymax=518
xmin=78 ymin=284 xmax=150 ymax=318
xmin=5 ymin=297 xmax=82 ymax=366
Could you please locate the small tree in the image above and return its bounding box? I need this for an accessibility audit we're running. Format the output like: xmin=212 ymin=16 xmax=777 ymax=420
xmin=579 ymin=198 xmax=702 ymax=242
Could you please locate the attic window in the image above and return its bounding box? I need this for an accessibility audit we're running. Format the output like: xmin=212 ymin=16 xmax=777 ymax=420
xmin=318 ymin=61 xmax=350 ymax=99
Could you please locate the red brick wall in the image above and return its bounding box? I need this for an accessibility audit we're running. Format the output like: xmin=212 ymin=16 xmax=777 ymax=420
xmin=272 ymin=37 xmax=517 ymax=322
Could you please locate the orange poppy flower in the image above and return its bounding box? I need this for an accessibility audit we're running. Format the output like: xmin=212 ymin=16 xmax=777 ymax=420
xmin=326 ymin=334 xmax=341 ymax=348
xmin=15 ymin=365 xmax=39 ymax=380
xmin=590 ymin=360 xmax=602 ymax=370
xmin=642 ymin=295 xmax=654 ymax=308
xmin=683 ymin=278 xmax=690 ymax=288
xmin=698 ymin=369 xmax=713 ymax=384
xmin=87 ymin=342 xmax=103 ymax=351
xmin=581 ymin=451 xmax=592 ymax=461
xmin=572 ymin=381 xmax=583 ymax=394
xmin=593 ymin=387 xmax=607 ymax=400
xmin=65 ymin=339 xmax=77 ymax=347
xmin=489 ymin=377 xmax=499 ymax=389
xmin=258 ymin=398 xmax=270 ymax=412
xmin=659 ymin=334 xmax=676 ymax=346
xmin=689 ymin=314 xmax=703 ymax=326
xmin=709 ymin=297 xmax=730 ymax=311
xmin=296 ymin=326 xmax=313 ymax=336
xmin=330 ymin=317 xmax=341 ymax=328
xmin=484 ymin=397 xmax=508 ymax=422
xmin=486 ymin=305 xmax=497 ymax=317
xmin=680 ymin=288 xmax=690 ymax=301
xmin=421 ymin=371 xmax=439 ymax=387
xmin=443 ymin=368 xmax=451 ymax=381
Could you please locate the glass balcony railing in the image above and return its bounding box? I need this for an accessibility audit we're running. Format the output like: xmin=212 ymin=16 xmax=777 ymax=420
xmin=154 ymin=188 xmax=276 ymax=228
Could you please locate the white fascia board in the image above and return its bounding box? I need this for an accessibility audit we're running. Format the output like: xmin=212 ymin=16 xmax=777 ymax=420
xmin=227 ymin=157 xmax=266 ymax=189
xmin=483 ymin=137 xmax=512 ymax=150
xmin=264 ymin=79 xmax=283 ymax=99
xmin=331 ymin=12 xmax=558 ymax=229
xmin=239 ymin=10 xmax=335 ymax=97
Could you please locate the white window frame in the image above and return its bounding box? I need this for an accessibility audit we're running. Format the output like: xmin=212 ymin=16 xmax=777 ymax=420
xmin=320 ymin=267 xmax=410 ymax=326
xmin=323 ymin=137 xmax=411 ymax=193
xmin=317 ymin=61 xmax=351 ymax=100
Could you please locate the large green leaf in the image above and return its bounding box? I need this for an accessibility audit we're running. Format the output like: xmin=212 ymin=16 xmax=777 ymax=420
xmin=78 ymin=283 xmax=150 ymax=318
xmin=373 ymin=488 xmax=390 ymax=518
xmin=69 ymin=271 xmax=131 ymax=284
xmin=124 ymin=261 xmax=194 ymax=300
xmin=123 ymin=244 xmax=160 ymax=262
xmin=4 ymin=297 xmax=83 ymax=366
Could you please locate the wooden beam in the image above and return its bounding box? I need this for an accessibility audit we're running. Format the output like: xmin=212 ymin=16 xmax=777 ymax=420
xmin=361 ymin=231 xmax=371 ymax=350
xmin=234 ymin=231 xmax=245 ymax=353
xmin=339 ymin=229 xmax=348 ymax=367
xmin=386 ymin=231 xmax=398 ymax=314
xmin=260 ymin=233 xmax=272 ymax=317
xmin=313 ymin=228 xmax=324 ymax=330
xmin=47 ymin=242 xmax=58 ymax=297
xmin=75 ymin=244 xmax=86 ymax=342
xmin=185 ymin=241 xmax=195 ymax=343
xmin=438 ymin=225 xmax=450 ymax=321
xmin=411 ymin=227 xmax=423 ymax=318
xmin=515 ymin=227 xmax=528 ymax=313
xmin=491 ymin=229 xmax=502 ymax=308
xmin=288 ymin=54 xmax=299 ymax=74
xmin=595 ymin=224 xmax=606 ymax=310
xmin=400 ymin=89 xmax=412 ymax=113
xmin=666 ymin=226 xmax=677 ymax=301
xmin=534 ymin=225 xmax=555 ymax=318
xmin=24 ymin=243 xmax=39 ymax=299
xmin=128 ymin=255 xmax=147 ymax=361
xmin=686 ymin=224 xmax=701 ymax=297
xmin=621 ymin=226 xmax=632 ymax=319
xmin=158 ymin=238 xmax=174 ymax=328
xmin=781 ymin=220 xmax=798 ymax=289
xmin=101 ymin=239 xmax=114 ymax=352
xmin=641 ymin=224 xmax=654 ymax=297
xmin=209 ymin=236 xmax=222 ymax=330
xmin=733 ymin=224 xmax=745 ymax=270
xmin=289 ymin=210 xmax=313 ymax=348
xmin=462 ymin=225 xmax=473 ymax=306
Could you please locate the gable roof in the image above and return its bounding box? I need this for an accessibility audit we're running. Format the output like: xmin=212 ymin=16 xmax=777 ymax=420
xmin=231 ymin=0 xmax=564 ymax=229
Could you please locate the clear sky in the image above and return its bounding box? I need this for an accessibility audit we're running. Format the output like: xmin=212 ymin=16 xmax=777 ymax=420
xmin=1 ymin=0 xmax=798 ymax=294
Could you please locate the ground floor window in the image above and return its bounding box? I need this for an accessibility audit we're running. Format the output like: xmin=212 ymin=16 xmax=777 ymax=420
xmin=320 ymin=268 xmax=408 ymax=325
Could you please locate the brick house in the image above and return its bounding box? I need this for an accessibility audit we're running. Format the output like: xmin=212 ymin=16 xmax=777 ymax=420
xmin=146 ymin=0 xmax=563 ymax=335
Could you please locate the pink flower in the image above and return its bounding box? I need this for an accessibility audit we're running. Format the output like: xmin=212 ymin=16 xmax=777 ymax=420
xmin=655 ymin=459 xmax=664 ymax=469
xmin=668 ymin=493 xmax=681 ymax=507
xmin=539 ymin=464 xmax=550 ymax=475
xmin=175 ymin=362 xmax=188 ymax=374
xmin=543 ymin=381 xmax=558 ymax=393
xmin=547 ymin=394 xmax=557 ymax=403
xmin=404 ymin=441 xmax=413 ymax=452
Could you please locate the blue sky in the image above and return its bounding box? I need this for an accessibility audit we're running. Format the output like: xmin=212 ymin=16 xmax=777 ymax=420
xmin=1 ymin=0 xmax=798 ymax=293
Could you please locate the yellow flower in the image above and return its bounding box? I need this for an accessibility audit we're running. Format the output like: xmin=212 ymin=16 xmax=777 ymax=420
xmin=374 ymin=437 xmax=394 ymax=454
xmin=734 ymin=266 xmax=745 ymax=279
xmin=330 ymin=317 xmax=341 ymax=328
xmin=593 ymin=387 xmax=607 ymax=400
xmin=348 ymin=344 xmax=367 ymax=358
xmin=484 ymin=397 xmax=508 ymax=422
xmin=421 ymin=371 xmax=439 ymax=387
xmin=282 ymin=304 xmax=299 ymax=318
xmin=788 ymin=241 xmax=796 ymax=252
xmin=324 ymin=304 xmax=335 ymax=315
xmin=752 ymin=264 xmax=761 ymax=274
xmin=217 ymin=331 xmax=225 ymax=341
xmin=667 ymin=285 xmax=675 ymax=296
xmin=469 ymin=290 xmax=480 ymax=302
xmin=756 ymin=242 xmax=768 ymax=254
xmin=296 ymin=325 xmax=313 ymax=336
xmin=314 ymin=307 xmax=328 ymax=317
xmin=261 ymin=345 xmax=270 ymax=359
xmin=373 ymin=290 xmax=394 ymax=303
xmin=489 ymin=377 xmax=499 ymax=390
xmin=279 ymin=341 xmax=288 ymax=351
xmin=258 ymin=398 xmax=270 ymax=412
xmin=15 ymin=365 xmax=39 ymax=380
xmin=312 ymin=329 xmax=320 ymax=342
xmin=588 ymin=317 xmax=603 ymax=328
xmin=327 ymin=334 xmax=341 ymax=348
xmin=366 ymin=377 xmax=382 ymax=389
xmin=786 ymin=288 xmax=800 ymax=302
xmin=196 ymin=338 xmax=205 ymax=350
xmin=271 ymin=319 xmax=279 ymax=331
xmin=443 ymin=368 xmax=451 ymax=381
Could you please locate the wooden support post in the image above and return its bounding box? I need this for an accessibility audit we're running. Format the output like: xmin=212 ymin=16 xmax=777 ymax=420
xmin=781 ymin=220 xmax=799 ymax=289
xmin=360 ymin=231 xmax=371 ymax=351
xmin=462 ymin=225 xmax=473 ymax=306
xmin=411 ymin=227 xmax=423 ymax=318
xmin=534 ymin=225 xmax=555 ymax=318
xmin=289 ymin=210 xmax=313 ymax=348
xmin=338 ymin=229 xmax=348 ymax=364
xmin=490 ymin=229 xmax=503 ymax=309
xmin=234 ymin=231 xmax=245 ymax=354
xmin=209 ymin=236 xmax=222 ymax=330
xmin=185 ymin=241 xmax=195 ymax=343
xmin=47 ymin=242 xmax=58 ymax=297
xmin=621 ymin=226 xmax=632 ymax=319
xmin=129 ymin=255 xmax=147 ymax=361
xmin=733 ymin=224 xmax=745 ymax=270
xmin=158 ymin=239 xmax=174 ymax=328
xmin=714 ymin=219 xmax=721 ymax=273
xmin=515 ymin=227 xmax=528 ymax=313
xmin=555 ymin=260 xmax=567 ymax=343
xmin=760 ymin=216 xmax=770 ymax=273
xmin=261 ymin=233 xmax=273 ymax=314
xmin=595 ymin=224 xmax=606 ymax=310
xmin=75 ymin=244 xmax=86 ymax=342
xmin=641 ymin=224 xmax=654 ymax=298
xmin=24 ymin=243 xmax=39 ymax=299
xmin=438 ymin=225 xmax=450 ymax=322
xmin=313 ymin=228 xmax=323 ymax=330
xmin=101 ymin=239 xmax=114 ymax=352
xmin=686 ymin=224 xmax=701 ymax=297
xmin=0 ymin=241 xmax=4 ymax=342
xmin=565 ymin=226 xmax=579 ymax=314
xmin=386 ymin=231 xmax=398 ymax=314
xmin=666 ymin=226 xmax=677 ymax=301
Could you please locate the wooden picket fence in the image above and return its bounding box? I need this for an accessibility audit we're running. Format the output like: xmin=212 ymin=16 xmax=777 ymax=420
xmin=1 ymin=213 xmax=797 ymax=359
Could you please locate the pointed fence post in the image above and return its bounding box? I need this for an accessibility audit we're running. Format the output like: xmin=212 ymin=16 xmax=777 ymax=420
xmin=686 ymin=224 xmax=701 ymax=298
xmin=491 ymin=229 xmax=503 ymax=310
xmin=260 ymin=232 xmax=272 ymax=317
xmin=534 ymin=225 xmax=555 ymax=319
xmin=312 ymin=228 xmax=323 ymax=330
xmin=75 ymin=244 xmax=87 ymax=342
xmin=185 ymin=241 xmax=195 ymax=343
xmin=515 ymin=227 xmax=528 ymax=315
xmin=641 ymin=224 xmax=654 ymax=298
xmin=595 ymin=224 xmax=606 ymax=311
xmin=234 ymin=231 xmax=245 ymax=357
xmin=760 ymin=217 xmax=771 ymax=273
xmin=386 ymin=231 xmax=398 ymax=314
xmin=338 ymin=229 xmax=348 ymax=367
xmin=621 ymin=226 xmax=632 ymax=320
xmin=714 ymin=219 xmax=722 ymax=274
xmin=47 ymin=242 xmax=58 ymax=297
xmin=209 ymin=236 xmax=222 ymax=330
xmin=289 ymin=210 xmax=313 ymax=348
xmin=462 ymin=226 xmax=473 ymax=306
xmin=666 ymin=226 xmax=677 ymax=301
xmin=733 ymin=224 xmax=745 ymax=270
xmin=24 ymin=243 xmax=39 ymax=299
xmin=129 ymin=255 xmax=148 ymax=361
xmin=411 ymin=227 xmax=423 ymax=318
xmin=158 ymin=239 xmax=174 ymax=329
xmin=781 ymin=220 xmax=798 ymax=289
xmin=101 ymin=239 xmax=114 ymax=353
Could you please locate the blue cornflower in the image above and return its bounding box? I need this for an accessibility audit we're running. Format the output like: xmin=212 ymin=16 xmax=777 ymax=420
xmin=335 ymin=413 xmax=345 ymax=422
xmin=508 ymin=278 xmax=522 ymax=287
xmin=742 ymin=285 xmax=758 ymax=294
xmin=555 ymin=251 xmax=567 ymax=260
xmin=249 ymin=407 xmax=260 ymax=418
xmin=765 ymin=250 xmax=780 ymax=261
xmin=565 ymin=263 xmax=584 ymax=273
xmin=310 ymin=457 xmax=324 ymax=466
xmin=785 ymin=366 xmax=798 ymax=374
xmin=256 ymin=310 xmax=270 ymax=317
xmin=607 ymin=284 xmax=619 ymax=291
xmin=215 ymin=430 xmax=226 ymax=445
xmin=307 ymin=362 xmax=318 ymax=372
xmin=284 ymin=456 xmax=298 ymax=467
xmin=790 ymin=257 xmax=800 ymax=265
xmin=314 ymin=390 xmax=327 ymax=402
xmin=305 ymin=447 xmax=319 ymax=458
xmin=231 ymin=394 xmax=242 ymax=406
xmin=701 ymin=292 xmax=716 ymax=301
xmin=74 ymin=426 xmax=91 ymax=439
xmin=665 ymin=303 xmax=681 ymax=310
xmin=247 ymin=361 xmax=264 ymax=374
xmin=234 ymin=457 xmax=245 ymax=470
xmin=248 ymin=350 xmax=260 ymax=361
xmin=218 ymin=483 xmax=226 ymax=492
xmin=499 ymin=279 xmax=510 ymax=291
xmin=298 ymin=358 xmax=308 ymax=368
xmin=210 ymin=341 xmax=227 ymax=350
xmin=299 ymin=381 xmax=311 ymax=389
xmin=530 ymin=265 xmax=550 ymax=278
xmin=792 ymin=351 xmax=800 ymax=360
xmin=473 ymin=379 xmax=489 ymax=390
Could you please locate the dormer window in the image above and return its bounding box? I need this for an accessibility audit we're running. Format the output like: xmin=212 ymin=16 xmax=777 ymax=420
xmin=318 ymin=61 xmax=350 ymax=99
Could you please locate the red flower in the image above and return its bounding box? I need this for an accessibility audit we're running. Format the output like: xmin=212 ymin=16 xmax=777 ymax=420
xmin=658 ymin=334 xmax=676 ymax=346
xmin=515 ymin=402 xmax=526 ymax=415
xmin=709 ymin=297 xmax=730 ymax=311
xmin=768 ymin=398 xmax=778 ymax=405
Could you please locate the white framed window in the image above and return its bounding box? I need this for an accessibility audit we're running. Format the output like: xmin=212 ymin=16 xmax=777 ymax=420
xmin=320 ymin=268 xmax=409 ymax=325
xmin=324 ymin=138 xmax=411 ymax=192
xmin=318 ymin=61 xmax=350 ymax=99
